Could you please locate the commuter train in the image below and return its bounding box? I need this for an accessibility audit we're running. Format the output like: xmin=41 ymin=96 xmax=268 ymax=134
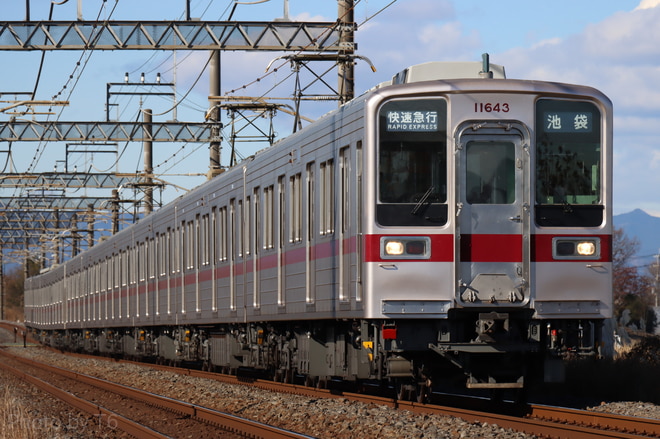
xmin=24 ymin=58 xmax=613 ymax=400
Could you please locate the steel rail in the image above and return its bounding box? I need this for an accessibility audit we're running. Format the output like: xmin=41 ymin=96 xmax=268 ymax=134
xmin=126 ymin=358 xmax=660 ymax=439
xmin=0 ymin=356 xmax=172 ymax=439
xmin=0 ymin=348 xmax=313 ymax=439
xmin=7 ymin=335 xmax=657 ymax=439
xmin=528 ymin=404 xmax=660 ymax=438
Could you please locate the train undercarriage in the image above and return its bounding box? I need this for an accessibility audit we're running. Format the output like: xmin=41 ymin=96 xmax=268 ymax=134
xmin=31 ymin=313 xmax=605 ymax=401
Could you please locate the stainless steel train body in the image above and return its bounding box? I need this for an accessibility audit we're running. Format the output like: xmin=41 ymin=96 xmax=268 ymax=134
xmin=25 ymin=61 xmax=613 ymax=394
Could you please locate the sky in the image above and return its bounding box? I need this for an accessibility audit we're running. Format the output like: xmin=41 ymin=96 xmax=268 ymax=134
xmin=1 ymin=0 xmax=659 ymax=217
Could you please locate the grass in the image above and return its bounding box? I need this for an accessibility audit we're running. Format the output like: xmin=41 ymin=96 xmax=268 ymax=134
xmin=0 ymin=384 xmax=61 ymax=439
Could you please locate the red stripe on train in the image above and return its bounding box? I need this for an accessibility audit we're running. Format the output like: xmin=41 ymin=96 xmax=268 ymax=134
xmin=460 ymin=234 xmax=522 ymax=262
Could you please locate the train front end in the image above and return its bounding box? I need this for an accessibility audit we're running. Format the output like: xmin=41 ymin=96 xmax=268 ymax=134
xmin=362 ymin=62 xmax=613 ymax=391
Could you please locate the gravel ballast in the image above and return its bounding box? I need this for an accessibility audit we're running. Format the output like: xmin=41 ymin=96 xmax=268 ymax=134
xmin=2 ymin=327 xmax=659 ymax=439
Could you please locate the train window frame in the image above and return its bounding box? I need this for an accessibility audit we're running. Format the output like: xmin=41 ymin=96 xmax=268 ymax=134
xmin=534 ymin=98 xmax=604 ymax=227
xmin=376 ymin=97 xmax=449 ymax=227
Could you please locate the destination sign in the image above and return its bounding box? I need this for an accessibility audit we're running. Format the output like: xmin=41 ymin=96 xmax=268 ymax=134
xmin=386 ymin=110 xmax=439 ymax=132
xmin=543 ymin=111 xmax=593 ymax=133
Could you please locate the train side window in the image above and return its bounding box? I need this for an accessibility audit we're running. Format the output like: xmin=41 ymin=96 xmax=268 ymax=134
xmin=139 ymin=242 xmax=147 ymax=282
xmin=218 ymin=206 xmax=227 ymax=261
xmin=535 ymin=99 xmax=603 ymax=226
xmin=201 ymin=213 xmax=210 ymax=266
xmin=289 ymin=173 xmax=302 ymax=243
xmin=245 ymin=196 xmax=251 ymax=256
xmin=264 ymin=185 xmax=274 ymax=249
xmin=119 ymin=251 xmax=126 ymax=288
xmin=158 ymin=233 xmax=166 ymax=277
xmin=148 ymin=238 xmax=155 ymax=279
xmin=340 ymin=147 xmax=349 ymax=232
xmin=186 ymin=220 xmax=194 ymax=269
xmin=238 ymin=199 xmax=244 ymax=257
xmin=253 ymin=187 xmax=260 ymax=255
xmin=320 ymin=159 xmax=334 ymax=235
xmin=278 ymin=176 xmax=285 ymax=249
xmin=209 ymin=210 xmax=216 ymax=265
xmin=306 ymin=163 xmax=314 ymax=242
xmin=230 ymin=199 xmax=237 ymax=260
xmin=176 ymin=226 xmax=182 ymax=273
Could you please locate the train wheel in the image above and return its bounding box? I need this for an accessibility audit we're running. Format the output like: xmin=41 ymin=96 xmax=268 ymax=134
xmin=395 ymin=380 xmax=415 ymax=401
xmin=416 ymin=383 xmax=429 ymax=404
xmin=317 ymin=378 xmax=328 ymax=389
xmin=304 ymin=375 xmax=317 ymax=388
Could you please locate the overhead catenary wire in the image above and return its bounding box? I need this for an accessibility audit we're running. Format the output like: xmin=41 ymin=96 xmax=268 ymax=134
xmin=223 ymin=0 xmax=397 ymax=100
xmin=12 ymin=1 xmax=400 ymax=203
xmin=21 ymin=0 xmax=119 ymax=188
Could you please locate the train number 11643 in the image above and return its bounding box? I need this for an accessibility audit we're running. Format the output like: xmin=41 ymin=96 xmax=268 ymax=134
xmin=474 ymin=102 xmax=510 ymax=113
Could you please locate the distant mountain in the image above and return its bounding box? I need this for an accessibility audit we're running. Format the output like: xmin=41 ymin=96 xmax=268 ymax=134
xmin=614 ymin=209 xmax=660 ymax=268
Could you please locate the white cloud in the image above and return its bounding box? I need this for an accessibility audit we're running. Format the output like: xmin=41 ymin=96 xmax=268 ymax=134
xmin=652 ymin=151 xmax=660 ymax=169
xmin=635 ymin=0 xmax=660 ymax=10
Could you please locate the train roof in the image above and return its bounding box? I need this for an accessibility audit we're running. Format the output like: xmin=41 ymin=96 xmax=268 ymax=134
xmin=390 ymin=60 xmax=506 ymax=84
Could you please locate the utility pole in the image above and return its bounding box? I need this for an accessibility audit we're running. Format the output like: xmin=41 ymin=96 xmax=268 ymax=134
xmin=208 ymin=51 xmax=223 ymax=179
xmin=143 ymin=109 xmax=154 ymax=215
xmin=0 ymin=251 xmax=3 ymax=320
xmin=654 ymin=252 xmax=659 ymax=307
xmin=338 ymin=0 xmax=355 ymax=104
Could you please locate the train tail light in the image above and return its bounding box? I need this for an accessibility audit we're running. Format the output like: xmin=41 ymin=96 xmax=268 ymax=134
xmin=382 ymin=324 xmax=397 ymax=340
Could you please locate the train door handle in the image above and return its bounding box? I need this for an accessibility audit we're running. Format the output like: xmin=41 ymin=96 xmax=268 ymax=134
xmin=508 ymin=215 xmax=521 ymax=222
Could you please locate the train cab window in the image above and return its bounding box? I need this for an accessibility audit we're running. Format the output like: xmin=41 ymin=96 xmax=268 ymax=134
xmin=377 ymin=99 xmax=448 ymax=226
xmin=535 ymin=99 xmax=603 ymax=226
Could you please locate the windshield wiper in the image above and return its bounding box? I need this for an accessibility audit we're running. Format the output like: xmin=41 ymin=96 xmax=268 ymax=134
xmin=410 ymin=185 xmax=435 ymax=216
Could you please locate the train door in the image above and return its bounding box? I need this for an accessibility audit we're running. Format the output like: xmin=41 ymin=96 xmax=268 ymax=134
xmin=455 ymin=122 xmax=530 ymax=307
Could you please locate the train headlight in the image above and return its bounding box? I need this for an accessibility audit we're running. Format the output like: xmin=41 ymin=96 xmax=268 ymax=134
xmin=576 ymin=241 xmax=596 ymax=256
xmin=381 ymin=236 xmax=431 ymax=259
xmin=384 ymin=240 xmax=405 ymax=256
xmin=553 ymin=237 xmax=600 ymax=259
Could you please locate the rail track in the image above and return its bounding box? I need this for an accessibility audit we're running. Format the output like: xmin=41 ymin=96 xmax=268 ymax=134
xmin=63 ymin=353 xmax=660 ymax=439
xmin=1 ymin=322 xmax=658 ymax=439
xmin=0 ymin=347 xmax=312 ymax=439
xmin=195 ymin=371 xmax=660 ymax=438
